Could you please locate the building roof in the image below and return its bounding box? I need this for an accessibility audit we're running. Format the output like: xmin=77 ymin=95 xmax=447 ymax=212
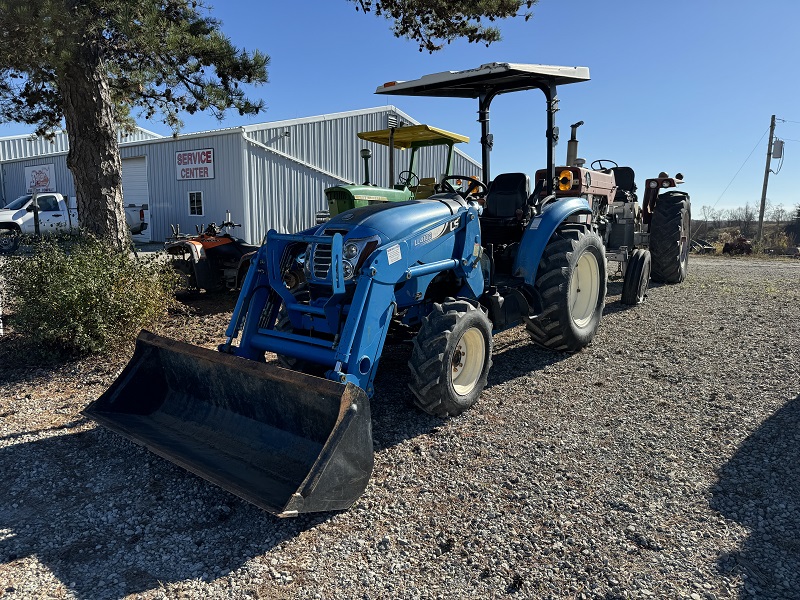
xmin=0 ymin=126 xmax=162 ymax=162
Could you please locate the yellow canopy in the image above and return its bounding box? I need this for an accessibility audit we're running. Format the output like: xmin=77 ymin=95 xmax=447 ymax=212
xmin=357 ymin=124 xmax=469 ymax=149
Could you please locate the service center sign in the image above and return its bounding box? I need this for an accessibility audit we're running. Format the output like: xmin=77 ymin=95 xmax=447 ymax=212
xmin=176 ymin=148 xmax=215 ymax=180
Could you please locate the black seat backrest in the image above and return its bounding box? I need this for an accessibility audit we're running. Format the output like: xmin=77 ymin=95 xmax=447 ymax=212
xmin=610 ymin=166 xmax=636 ymax=194
xmin=484 ymin=173 xmax=530 ymax=219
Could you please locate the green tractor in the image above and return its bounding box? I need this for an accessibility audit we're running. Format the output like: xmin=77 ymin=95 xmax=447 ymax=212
xmin=316 ymin=124 xmax=471 ymax=223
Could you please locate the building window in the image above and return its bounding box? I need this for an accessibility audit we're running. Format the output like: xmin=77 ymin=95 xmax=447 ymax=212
xmin=188 ymin=191 xmax=203 ymax=216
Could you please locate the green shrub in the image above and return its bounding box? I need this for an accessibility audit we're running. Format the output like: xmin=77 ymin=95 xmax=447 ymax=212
xmin=0 ymin=234 xmax=175 ymax=357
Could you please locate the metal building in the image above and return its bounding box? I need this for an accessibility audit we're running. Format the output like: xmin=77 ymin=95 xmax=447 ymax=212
xmin=0 ymin=106 xmax=481 ymax=244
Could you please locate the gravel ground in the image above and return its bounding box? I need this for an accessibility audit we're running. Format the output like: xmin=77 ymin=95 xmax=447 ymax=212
xmin=1 ymin=255 xmax=799 ymax=600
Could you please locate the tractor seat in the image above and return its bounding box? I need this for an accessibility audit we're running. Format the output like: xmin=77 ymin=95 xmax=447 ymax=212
xmin=414 ymin=177 xmax=438 ymax=199
xmin=610 ymin=166 xmax=636 ymax=202
xmin=483 ymin=172 xmax=530 ymax=221
xmin=480 ymin=172 xmax=530 ymax=245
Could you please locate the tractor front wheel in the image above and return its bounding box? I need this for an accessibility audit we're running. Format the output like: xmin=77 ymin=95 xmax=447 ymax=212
xmin=650 ymin=191 xmax=690 ymax=283
xmin=621 ymin=248 xmax=651 ymax=305
xmin=526 ymin=225 xmax=606 ymax=351
xmin=408 ymin=298 xmax=493 ymax=418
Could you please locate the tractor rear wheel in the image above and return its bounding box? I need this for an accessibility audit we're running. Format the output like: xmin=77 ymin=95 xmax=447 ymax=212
xmin=408 ymin=298 xmax=493 ymax=418
xmin=526 ymin=225 xmax=606 ymax=351
xmin=621 ymin=248 xmax=651 ymax=305
xmin=650 ymin=192 xmax=690 ymax=283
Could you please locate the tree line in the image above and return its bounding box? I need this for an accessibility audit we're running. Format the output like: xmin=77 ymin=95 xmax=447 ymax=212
xmin=697 ymin=202 xmax=800 ymax=240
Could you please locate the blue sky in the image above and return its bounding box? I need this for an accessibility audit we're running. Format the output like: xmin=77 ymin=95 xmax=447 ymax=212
xmin=1 ymin=0 xmax=798 ymax=214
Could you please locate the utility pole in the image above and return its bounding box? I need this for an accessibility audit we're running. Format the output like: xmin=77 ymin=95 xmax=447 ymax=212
xmin=756 ymin=114 xmax=776 ymax=244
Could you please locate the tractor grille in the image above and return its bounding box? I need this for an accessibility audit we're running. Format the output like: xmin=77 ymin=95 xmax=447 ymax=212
xmin=326 ymin=190 xmax=351 ymax=202
xmin=312 ymin=243 xmax=332 ymax=279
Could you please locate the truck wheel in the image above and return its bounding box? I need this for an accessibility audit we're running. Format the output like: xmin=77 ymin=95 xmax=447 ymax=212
xmin=0 ymin=227 xmax=21 ymax=255
xmin=621 ymin=249 xmax=651 ymax=305
xmin=408 ymin=298 xmax=493 ymax=418
xmin=650 ymin=192 xmax=690 ymax=283
xmin=526 ymin=225 xmax=606 ymax=351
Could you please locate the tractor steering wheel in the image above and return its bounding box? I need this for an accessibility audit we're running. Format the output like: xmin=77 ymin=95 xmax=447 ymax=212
xmin=591 ymin=159 xmax=619 ymax=171
xmin=398 ymin=170 xmax=420 ymax=189
xmin=440 ymin=175 xmax=488 ymax=201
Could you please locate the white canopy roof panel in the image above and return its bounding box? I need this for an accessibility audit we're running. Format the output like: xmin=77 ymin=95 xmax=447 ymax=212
xmin=375 ymin=62 xmax=590 ymax=98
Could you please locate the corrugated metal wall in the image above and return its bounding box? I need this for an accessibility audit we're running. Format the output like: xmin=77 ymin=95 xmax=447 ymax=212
xmin=0 ymin=134 xmax=70 ymax=163
xmin=243 ymin=106 xmax=481 ymax=235
xmin=120 ymin=131 xmax=246 ymax=241
xmin=244 ymin=107 xmax=480 ymax=190
xmin=1 ymin=107 xmax=482 ymax=241
xmin=0 ymin=127 xmax=161 ymax=162
xmin=1 ymin=157 xmax=75 ymax=201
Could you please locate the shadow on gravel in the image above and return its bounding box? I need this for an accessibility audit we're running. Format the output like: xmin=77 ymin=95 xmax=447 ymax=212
xmin=0 ymin=424 xmax=332 ymax=599
xmin=368 ymin=341 xmax=444 ymax=452
xmin=0 ymin=314 xmax=618 ymax=598
xmin=171 ymin=290 xmax=238 ymax=316
xmin=485 ymin=339 xmax=568 ymax=389
xmin=602 ymin=279 xmax=668 ymax=316
xmin=0 ymin=339 xmax=446 ymax=599
xmin=0 ymin=335 xmax=84 ymax=387
xmin=369 ymin=335 xmax=575 ymax=450
xmin=711 ymin=394 xmax=800 ymax=598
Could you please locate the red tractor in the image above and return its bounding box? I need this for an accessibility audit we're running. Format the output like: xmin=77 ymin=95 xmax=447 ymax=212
xmin=535 ymin=121 xmax=690 ymax=305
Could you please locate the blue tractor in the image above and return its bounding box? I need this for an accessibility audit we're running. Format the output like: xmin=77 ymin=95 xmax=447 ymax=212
xmin=86 ymin=63 xmax=670 ymax=517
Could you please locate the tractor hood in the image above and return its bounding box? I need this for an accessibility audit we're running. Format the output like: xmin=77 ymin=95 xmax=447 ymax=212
xmin=319 ymin=196 xmax=466 ymax=243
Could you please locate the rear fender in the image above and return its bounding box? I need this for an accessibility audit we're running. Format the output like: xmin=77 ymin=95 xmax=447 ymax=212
xmin=166 ymin=240 xmax=206 ymax=263
xmin=513 ymin=197 xmax=593 ymax=285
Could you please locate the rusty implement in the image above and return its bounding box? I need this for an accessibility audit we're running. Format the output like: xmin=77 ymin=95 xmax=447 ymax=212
xmin=83 ymin=331 xmax=373 ymax=517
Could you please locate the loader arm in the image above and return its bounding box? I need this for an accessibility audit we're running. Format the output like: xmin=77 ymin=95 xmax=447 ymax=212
xmin=229 ymin=198 xmax=484 ymax=396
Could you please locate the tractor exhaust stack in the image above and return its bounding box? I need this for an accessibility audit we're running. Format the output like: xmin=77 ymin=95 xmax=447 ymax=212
xmin=566 ymin=120 xmax=584 ymax=167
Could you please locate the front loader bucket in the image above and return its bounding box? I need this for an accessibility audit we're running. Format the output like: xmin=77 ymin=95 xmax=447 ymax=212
xmin=83 ymin=331 xmax=373 ymax=517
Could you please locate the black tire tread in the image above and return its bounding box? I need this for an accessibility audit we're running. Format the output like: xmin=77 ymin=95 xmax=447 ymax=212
xmin=526 ymin=225 xmax=606 ymax=351
xmin=408 ymin=298 xmax=492 ymax=418
xmin=621 ymin=248 xmax=651 ymax=305
xmin=650 ymin=193 xmax=690 ymax=283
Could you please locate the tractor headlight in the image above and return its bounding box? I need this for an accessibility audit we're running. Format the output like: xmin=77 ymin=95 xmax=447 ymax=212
xmin=344 ymin=242 xmax=359 ymax=259
xmin=648 ymin=180 xmax=658 ymax=189
xmin=343 ymin=260 xmax=355 ymax=280
xmin=558 ymin=169 xmax=574 ymax=191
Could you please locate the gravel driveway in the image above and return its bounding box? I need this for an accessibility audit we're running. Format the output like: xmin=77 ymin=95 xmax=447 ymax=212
xmin=1 ymin=255 xmax=799 ymax=599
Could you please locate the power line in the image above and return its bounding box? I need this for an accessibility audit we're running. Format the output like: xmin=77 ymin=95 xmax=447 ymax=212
xmin=712 ymin=127 xmax=769 ymax=210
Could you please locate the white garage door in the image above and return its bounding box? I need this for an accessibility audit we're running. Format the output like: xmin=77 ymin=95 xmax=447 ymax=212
xmin=121 ymin=156 xmax=151 ymax=242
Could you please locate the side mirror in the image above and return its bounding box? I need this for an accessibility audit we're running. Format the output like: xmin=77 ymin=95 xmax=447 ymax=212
xmin=26 ymin=204 xmax=35 ymax=212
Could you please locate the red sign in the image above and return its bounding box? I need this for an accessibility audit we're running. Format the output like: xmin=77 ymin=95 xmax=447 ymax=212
xmin=176 ymin=148 xmax=215 ymax=180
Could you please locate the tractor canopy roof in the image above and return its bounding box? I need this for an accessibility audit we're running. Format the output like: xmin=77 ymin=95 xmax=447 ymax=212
xmin=375 ymin=62 xmax=590 ymax=98
xmin=357 ymin=124 xmax=469 ymax=149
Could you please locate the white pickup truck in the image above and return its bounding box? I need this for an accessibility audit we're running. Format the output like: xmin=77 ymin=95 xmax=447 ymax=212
xmin=0 ymin=193 xmax=147 ymax=254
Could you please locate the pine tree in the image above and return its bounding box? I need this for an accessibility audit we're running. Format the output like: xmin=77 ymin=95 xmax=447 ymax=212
xmin=1 ymin=1 xmax=534 ymax=249
xmin=0 ymin=0 xmax=268 ymax=250
xmin=351 ymin=0 xmax=537 ymax=52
